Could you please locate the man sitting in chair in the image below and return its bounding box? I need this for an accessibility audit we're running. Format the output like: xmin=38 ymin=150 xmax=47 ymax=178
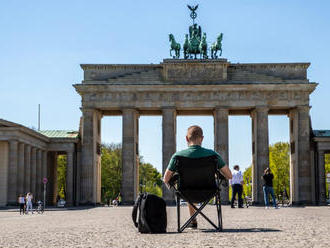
xmin=163 ymin=125 xmax=232 ymax=228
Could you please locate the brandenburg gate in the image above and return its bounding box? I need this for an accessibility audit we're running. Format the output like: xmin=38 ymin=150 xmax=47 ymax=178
xmin=74 ymin=59 xmax=316 ymax=205
xmin=73 ymin=5 xmax=319 ymax=205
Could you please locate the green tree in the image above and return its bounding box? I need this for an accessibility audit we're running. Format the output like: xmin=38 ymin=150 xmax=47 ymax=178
xmin=57 ymin=155 xmax=66 ymax=199
xmin=139 ymin=159 xmax=162 ymax=197
xmin=243 ymin=165 xmax=252 ymax=197
xmin=269 ymin=142 xmax=290 ymax=198
xmin=325 ymin=154 xmax=330 ymax=198
xmin=101 ymin=143 xmax=122 ymax=202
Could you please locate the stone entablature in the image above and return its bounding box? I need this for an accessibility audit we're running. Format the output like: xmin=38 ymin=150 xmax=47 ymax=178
xmin=80 ymin=59 xmax=311 ymax=85
xmin=75 ymin=84 xmax=315 ymax=111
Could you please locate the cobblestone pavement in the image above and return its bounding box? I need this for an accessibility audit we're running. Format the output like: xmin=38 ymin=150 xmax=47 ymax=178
xmin=0 ymin=206 xmax=329 ymax=248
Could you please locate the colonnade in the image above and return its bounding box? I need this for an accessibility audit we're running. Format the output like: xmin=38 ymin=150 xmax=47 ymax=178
xmin=6 ymin=141 xmax=47 ymax=205
xmin=46 ymin=151 xmax=75 ymax=206
xmin=80 ymin=105 xmax=313 ymax=205
xmin=0 ymin=141 xmax=76 ymax=206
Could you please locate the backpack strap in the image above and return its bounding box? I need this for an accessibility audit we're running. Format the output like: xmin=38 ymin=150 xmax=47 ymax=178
xmin=132 ymin=194 xmax=142 ymax=228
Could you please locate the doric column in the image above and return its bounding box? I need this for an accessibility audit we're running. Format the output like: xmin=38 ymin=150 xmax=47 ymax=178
xmin=47 ymin=152 xmax=58 ymax=205
xmin=66 ymin=151 xmax=74 ymax=206
xmin=36 ymin=149 xmax=42 ymax=200
xmin=317 ymin=151 xmax=326 ymax=204
xmin=75 ymin=144 xmax=81 ymax=205
xmin=17 ymin=143 xmax=25 ymax=196
xmin=31 ymin=147 xmax=37 ymax=198
xmin=297 ymin=106 xmax=312 ymax=204
xmin=289 ymin=109 xmax=299 ymax=204
xmin=80 ymin=108 xmax=102 ymax=204
xmin=24 ymin=145 xmax=31 ymax=193
xmin=121 ymin=109 xmax=139 ymax=204
xmin=42 ymin=150 xmax=47 ymax=181
xmin=251 ymin=107 xmax=269 ymax=205
xmin=289 ymin=106 xmax=312 ymax=205
xmin=0 ymin=141 xmax=9 ymax=206
xmin=42 ymin=150 xmax=47 ymax=205
xmin=162 ymin=107 xmax=176 ymax=204
xmin=214 ymin=108 xmax=229 ymax=204
xmin=8 ymin=140 xmax=18 ymax=204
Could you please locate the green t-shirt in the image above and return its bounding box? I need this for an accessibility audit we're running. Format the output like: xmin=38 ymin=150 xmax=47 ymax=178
xmin=167 ymin=145 xmax=226 ymax=172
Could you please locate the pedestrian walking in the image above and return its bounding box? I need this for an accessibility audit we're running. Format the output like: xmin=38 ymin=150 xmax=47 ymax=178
xmin=230 ymin=165 xmax=244 ymax=208
xmin=262 ymin=168 xmax=278 ymax=209
xmin=26 ymin=192 xmax=33 ymax=214
xmin=18 ymin=194 xmax=25 ymax=215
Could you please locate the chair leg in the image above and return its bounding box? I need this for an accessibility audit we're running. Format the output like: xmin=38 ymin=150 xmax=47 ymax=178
xmin=216 ymin=192 xmax=223 ymax=231
xmin=176 ymin=195 xmax=181 ymax=233
xmin=187 ymin=200 xmax=218 ymax=230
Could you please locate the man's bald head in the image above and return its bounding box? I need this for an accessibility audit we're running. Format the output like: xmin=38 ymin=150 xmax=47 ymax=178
xmin=186 ymin=125 xmax=204 ymax=145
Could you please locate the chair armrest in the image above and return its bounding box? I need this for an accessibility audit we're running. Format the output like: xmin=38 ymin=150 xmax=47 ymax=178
xmin=216 ymin=170 xmax=228 ymax=187
xmin=168 ymin=173 xmax=179 ymax=187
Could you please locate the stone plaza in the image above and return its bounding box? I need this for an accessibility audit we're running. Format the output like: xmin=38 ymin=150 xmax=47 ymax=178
xmin=0 ymin=206 xmax=329 ymax=248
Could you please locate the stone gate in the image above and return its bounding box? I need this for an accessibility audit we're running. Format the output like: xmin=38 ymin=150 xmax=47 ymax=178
xmin=74 ymin=58 xmax=317 ymax=205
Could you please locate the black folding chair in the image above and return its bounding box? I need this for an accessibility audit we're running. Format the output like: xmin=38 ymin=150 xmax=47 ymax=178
xmin=168 ymin=155 xmax=225 ymax=233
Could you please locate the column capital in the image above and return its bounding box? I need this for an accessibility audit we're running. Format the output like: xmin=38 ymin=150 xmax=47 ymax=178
xmin=250 ymin=106 xmax=269 ymax=117
xmin=215 ymin=106 xmax=230 ymax=110
xmin=162 ymin=106 xmax=176 ymax=109
xmin=296 ymin=105 xmax=311 ymax=112
xmin=80 ymin=107 xmax=102 ymax=116
xmin=162 ymin=107 xmax=177 ymax=116
xmin=214 ymin=107 xmax=229 ymax=116
xmin=9 ymin=139 xmax=18 ymax=145
xmin=121 ymin=108 xmax=138 ymax=114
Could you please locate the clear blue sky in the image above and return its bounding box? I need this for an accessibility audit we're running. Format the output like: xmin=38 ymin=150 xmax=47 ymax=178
xmin=1 ymin=0 xmax=329 ymax=173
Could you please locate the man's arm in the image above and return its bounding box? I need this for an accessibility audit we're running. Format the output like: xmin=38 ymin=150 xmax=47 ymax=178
xmin=220 ymin=165 xmax=232 ymax=180
xmin=163 ymin=169 xmax=174 ymax=184
xmin=240 ymin=172 xmax=244 ymax=185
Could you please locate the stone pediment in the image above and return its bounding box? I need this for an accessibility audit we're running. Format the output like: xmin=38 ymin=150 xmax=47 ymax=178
xmin=80 ymin=59 xmax=311 ymax=85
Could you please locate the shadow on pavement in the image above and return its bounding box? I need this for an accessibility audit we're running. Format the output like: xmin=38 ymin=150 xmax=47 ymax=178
xmin=201 ymin=228 xmax=281 ymax=233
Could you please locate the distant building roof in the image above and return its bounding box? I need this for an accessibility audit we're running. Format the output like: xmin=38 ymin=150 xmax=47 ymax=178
xmin=39 ymin=130 xmax=79 ymax=139
xmin=313 ymin=130 xmax=330 ymax=137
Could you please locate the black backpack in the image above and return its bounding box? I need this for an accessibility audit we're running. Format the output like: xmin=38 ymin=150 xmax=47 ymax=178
xmin=132 ymin=193 xmax=167 ymax=233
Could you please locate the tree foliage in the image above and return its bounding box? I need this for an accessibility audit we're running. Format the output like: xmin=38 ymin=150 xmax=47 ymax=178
xmin=242 ymin=165 xmax=252 ymax=197
xmin=269 ymin=142 xmax=290 ymax=197
xmin=101 ymin=143 xmax=122 ymax=202
xmin=100 ymin=144 xmax=162 ymax=202
xmin=325 ymin=154 xmax=330 ymax=197
xmin=139 ymin=159 xmax=162 ymax=197
xmin=242 ymin=142 xmax=290 ymax=198
xmin=57 ymin=155 xmax=66 ymax=199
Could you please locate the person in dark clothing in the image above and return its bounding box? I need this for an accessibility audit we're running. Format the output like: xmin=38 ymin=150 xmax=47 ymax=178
xmin=262 ymin=167 xmax=278 ymax=209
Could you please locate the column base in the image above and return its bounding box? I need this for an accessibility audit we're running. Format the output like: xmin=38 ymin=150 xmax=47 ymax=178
xmin=120 ymin=201 xmax=135 ymax=206
xmin=251 ymin=201 xmax=265 ymax=206
xmin=165 ymin=200 xmax=176 ymax=206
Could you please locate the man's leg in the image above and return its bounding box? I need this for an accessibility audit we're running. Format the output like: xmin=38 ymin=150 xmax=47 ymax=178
xmin=188 ymin=204 xmax=197 ymax=228
xmin=231 ymin=185 xmax=237 ymax=208
xmin=269 ymin=187 xmax=277 ymax=207
xmin=188 ymin=204 xmax=197 ymax=221
xmin=263 ymin=186 xmax=269 ymax=207
xmin=238 ymin=185 xmax=243 ymax=208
